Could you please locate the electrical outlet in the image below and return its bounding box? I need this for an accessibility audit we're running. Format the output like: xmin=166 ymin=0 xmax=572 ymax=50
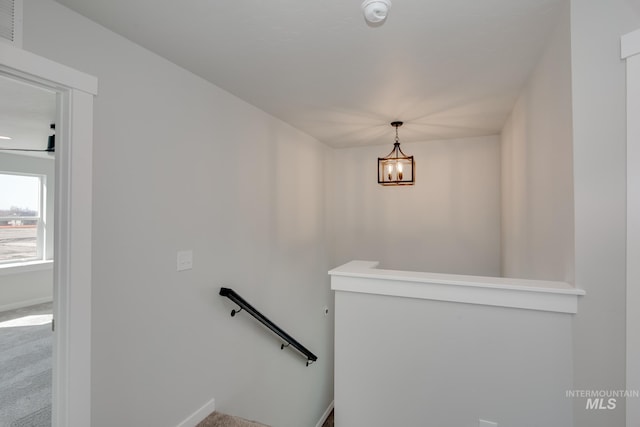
xmin=479 ymin=420 xmax=498 ymax=427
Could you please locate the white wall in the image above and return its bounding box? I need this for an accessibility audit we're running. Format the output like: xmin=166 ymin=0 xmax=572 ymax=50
xmin=19 ymin=2 xmax=640 ymax=426
xmin=331 ymin=135 xmax=501 ymax=277
xmin=0 ymin=152 xmax=54 ymax=310
xmin=500 ymin=0 xmax=574 ymax=283
xmin=334 ymin=290 xmax=574 ymax=427
xmin=22 ymin=2 xmax=333 ymax=426
xmin=624 ymin=30 xmax=640 ymax=427
xmin=570 ymin=1 xmax=640 ymax=426
xmin=0 ymin=266 xmax=52 ymax=310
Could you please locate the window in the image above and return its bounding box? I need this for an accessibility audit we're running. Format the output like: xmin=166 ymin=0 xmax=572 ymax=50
xmin=0 ymin=172 xmax=45 ymax=263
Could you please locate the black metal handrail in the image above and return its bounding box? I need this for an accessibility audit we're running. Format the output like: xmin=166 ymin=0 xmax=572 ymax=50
xmin=219 ymin=287 xmax=318 ymax=366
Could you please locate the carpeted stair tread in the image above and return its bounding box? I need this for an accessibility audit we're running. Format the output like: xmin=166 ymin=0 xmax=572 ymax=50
xmin=197 ymin=411 xmax=270 ymax=427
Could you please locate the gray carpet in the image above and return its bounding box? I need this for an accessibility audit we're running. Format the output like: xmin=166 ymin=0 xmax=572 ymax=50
xmin=197 ymin=409 xmax=333 ymax=427
xmin=197 ymin=411 xmax=270 ymax=427
xmin=0 ymin=303 xmax=52 ymax=427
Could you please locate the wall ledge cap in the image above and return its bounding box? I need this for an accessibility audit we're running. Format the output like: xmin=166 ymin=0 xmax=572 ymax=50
xmin=329 ymin=260 xmax=584 ymax=314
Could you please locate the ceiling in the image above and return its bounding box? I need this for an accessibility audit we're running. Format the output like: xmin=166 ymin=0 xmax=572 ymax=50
xmin=0 ymin=75 xmax=56 ymax=158
xmin=53 ymin=0 xmax=565 ymax=148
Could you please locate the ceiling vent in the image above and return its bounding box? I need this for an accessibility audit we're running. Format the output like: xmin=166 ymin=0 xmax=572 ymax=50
xmin=0 ymin=0 xmax=22 ymax=47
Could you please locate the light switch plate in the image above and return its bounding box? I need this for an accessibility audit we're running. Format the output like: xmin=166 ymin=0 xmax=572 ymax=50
xmin=177 ymin=250 xmax=193 ymax=271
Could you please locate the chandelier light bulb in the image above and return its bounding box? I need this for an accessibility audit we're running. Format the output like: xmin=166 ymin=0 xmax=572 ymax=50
xmin=362 ymin=0 xmax=392 ymax=24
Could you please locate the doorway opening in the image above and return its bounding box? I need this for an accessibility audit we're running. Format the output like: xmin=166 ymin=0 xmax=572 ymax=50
xmin=0 ymin=73 xmax=56 ymax=426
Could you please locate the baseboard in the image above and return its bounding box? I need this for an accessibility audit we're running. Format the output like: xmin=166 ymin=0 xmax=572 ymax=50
xmin=315 ymin=400 xmax=334 ymax=427
xmin=176 ymin=397 xmax=216 ymax=427
xmin=0 ymin=297 xmax=53 ymax=313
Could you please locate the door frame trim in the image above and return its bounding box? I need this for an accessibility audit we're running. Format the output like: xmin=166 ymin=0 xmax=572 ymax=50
xmin=0 ymin=43 xmax=97 ymax=427
xmin=622 ymin=28 xmax=640 ymax=427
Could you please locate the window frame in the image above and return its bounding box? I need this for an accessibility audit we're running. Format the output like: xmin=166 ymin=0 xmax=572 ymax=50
xmin=0 ymin=171 xmax=47 ymax=264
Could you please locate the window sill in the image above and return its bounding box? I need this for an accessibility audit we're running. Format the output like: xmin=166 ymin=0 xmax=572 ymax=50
xmin=329 ymin=260 xmax=585 ymax=314
xmin=0 ymin=259 xmax=53 ymax=276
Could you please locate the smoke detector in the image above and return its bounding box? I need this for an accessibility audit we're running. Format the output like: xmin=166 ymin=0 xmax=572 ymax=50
xmin=362 ymin=0 xmax=392 ymax=25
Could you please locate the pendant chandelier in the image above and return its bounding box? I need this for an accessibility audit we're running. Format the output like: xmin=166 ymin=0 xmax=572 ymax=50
xmin=378 ymin=121 xmax=414 ymax=186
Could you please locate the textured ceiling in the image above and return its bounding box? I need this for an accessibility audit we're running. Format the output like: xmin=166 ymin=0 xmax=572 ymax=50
xmin=53 ymin=0 xmax=565 ymax=148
